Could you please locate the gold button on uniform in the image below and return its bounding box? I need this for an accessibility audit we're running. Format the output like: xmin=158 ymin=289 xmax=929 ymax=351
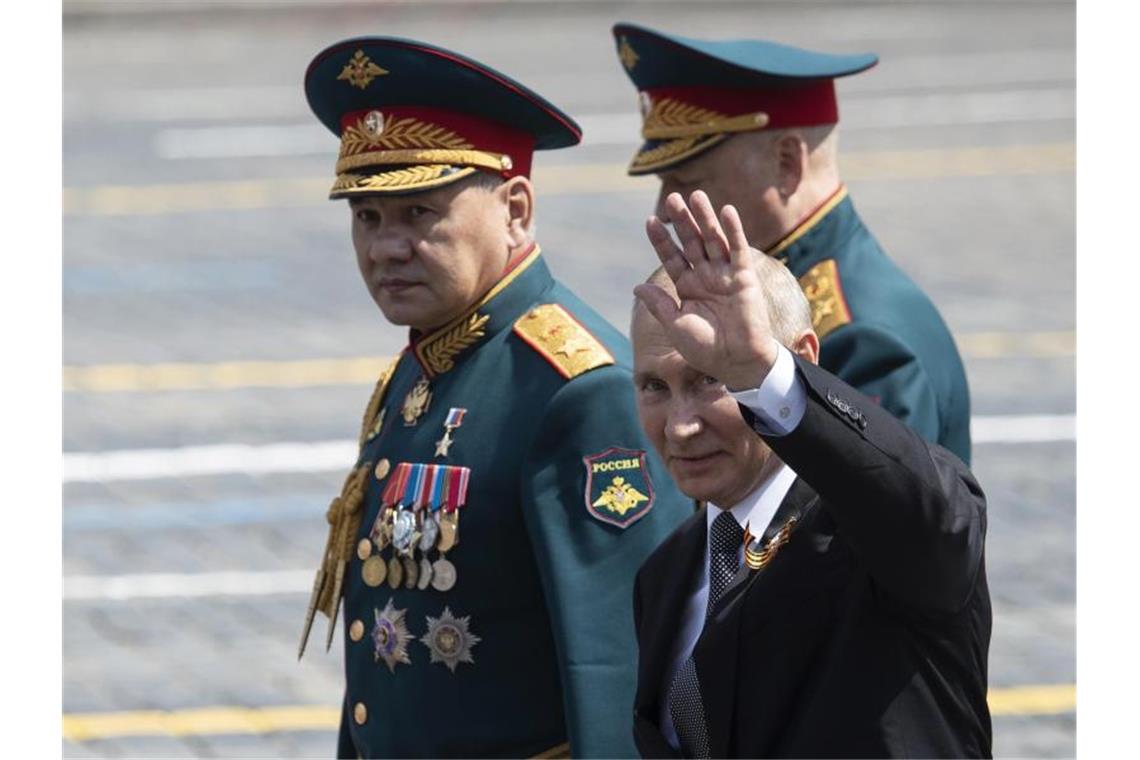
xmin=356 ymin=538 xmax=373 ymax=561
xmin=349 ymin=619 xmax=365 ymax=642
xmin=354 ymin=702 xmax=367 ymax=725
xmin=374 ymin=458 xmax=391 ymax=480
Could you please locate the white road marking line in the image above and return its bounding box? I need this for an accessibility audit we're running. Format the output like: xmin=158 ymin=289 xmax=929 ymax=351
xmin=149 ymin=88 xmax=1074 ymax=160
xmin=63 ymin=440 xmax=358 ymax=483
xmin=64 ymin=570 xmax=313 ymax=601
xmin=971 ymin=414 xmax=1076 ymax=444
xmin=62 ymin=414 xmax=1075 ymax=485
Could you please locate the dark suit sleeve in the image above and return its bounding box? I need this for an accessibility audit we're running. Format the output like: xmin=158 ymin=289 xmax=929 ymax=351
xmin=520 ymin=365 xmax=691 ymax=759
xmin=820 ymin=322 xmax=942 ymax=446
xmin=741 ymin=356 xmax=986 ymax=614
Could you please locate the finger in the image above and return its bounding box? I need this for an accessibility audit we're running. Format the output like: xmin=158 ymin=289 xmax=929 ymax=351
xmin=719 ymin=204 xmax=751 ymax=270
xmin=661 ymin=192 xmax=708 ymax=269
xmin=633 ymin=283 xmax=681 ymax=328
xmin=689 ymin=191 xmax=731 ymax=263
xmin=645 ymin=215 xmax=691 ymax=284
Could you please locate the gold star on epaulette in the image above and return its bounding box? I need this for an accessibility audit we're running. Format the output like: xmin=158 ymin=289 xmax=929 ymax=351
xmin=513 ymin=304 xmax=615 ymax=380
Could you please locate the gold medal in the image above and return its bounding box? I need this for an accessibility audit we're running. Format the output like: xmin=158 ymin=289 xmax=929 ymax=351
xmin=403 ymin=555 xmax=419 ymax=589
xmin=401 ymin=377 xmax=432 ymax=425
xmin=417 ymin=556 xmax=433 ymax=590
xmin=387 ymin=555 xmax=404 ymax=589
xmin=430 ymin=557 xmax=457 ymax=592
xmin=437 ymin=510 xmax=459 ymax=552
xmin=361 ymin=555 xmax=387 ymax=587
xmin=356 ymin=538 xmax=373 ymax=561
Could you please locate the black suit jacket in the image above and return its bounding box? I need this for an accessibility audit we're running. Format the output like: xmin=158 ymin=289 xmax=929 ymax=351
xmin=632 ymin=358 xmax=992 ymax=758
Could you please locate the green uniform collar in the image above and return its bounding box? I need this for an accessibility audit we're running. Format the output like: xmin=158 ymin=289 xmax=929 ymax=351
xmin=409 ymin=244 xmax=553 ymax=377
xmin=768 ymin=185 xmax=860 ymax=275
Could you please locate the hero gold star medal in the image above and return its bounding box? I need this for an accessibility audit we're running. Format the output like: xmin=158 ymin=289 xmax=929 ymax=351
xmin=372 ymin=599 xmax=412 ymax=673
xmin=420 ymin=606 xmax=481 ymax=672
xmin=401 ymin=376 xmax=432 ymax=426
xmin=432 ymin=466 xmax=470 ymax=592
xmin=434 ymin=407 xmax=467 ymax=458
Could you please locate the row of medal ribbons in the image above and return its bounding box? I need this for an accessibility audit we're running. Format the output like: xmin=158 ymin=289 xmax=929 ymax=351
xmin=357 ymin=462 xmax=471 ymax=593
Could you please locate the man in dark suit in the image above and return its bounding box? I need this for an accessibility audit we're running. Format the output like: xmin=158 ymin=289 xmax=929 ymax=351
xmin=628 ymin=189 xmax=992 ymax=758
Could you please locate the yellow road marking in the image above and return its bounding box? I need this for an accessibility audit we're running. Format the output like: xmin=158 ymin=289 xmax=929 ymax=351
xmin=988 ymin=683 xmax=1076 ymax=716
xmin=956 ymin=330 xmax=1074 ymax=359
xmin=61 ymin=684 xmax=1075 ymax=741
xmin=62 ymin=330 xmax=1074 ymax=393
xmin=64 ymin=143 xmax=1073 ymax=217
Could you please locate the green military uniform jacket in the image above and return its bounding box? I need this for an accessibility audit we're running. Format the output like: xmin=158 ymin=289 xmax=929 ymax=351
xmin=771 ymin=187 xmax=972 ymax=463
xmin=317 ymin=247 xmax=691 ymax=758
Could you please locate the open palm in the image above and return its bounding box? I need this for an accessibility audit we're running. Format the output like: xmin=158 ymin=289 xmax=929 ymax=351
xmin=634 ymin=191 xmax=779 ymax=391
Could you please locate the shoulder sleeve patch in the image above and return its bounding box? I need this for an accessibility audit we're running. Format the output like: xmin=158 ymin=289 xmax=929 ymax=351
xmin=583 ymin=447 xmax=655 ymax=529
xmin=799 ymin=258 xmax=853 ymax=340
xmin=513 ymin=303 xmax=615 ymax=380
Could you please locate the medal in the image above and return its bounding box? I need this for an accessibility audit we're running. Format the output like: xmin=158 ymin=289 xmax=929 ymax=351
xmin=356 ymin=538 xmax=373 ymax=562
xmin=419 ymin=513 xmax=440 ymax=552
xmin=403 ymin=556 xmax=419 ymax=589
xmin=417 ymin=556 xmax=433 ymax=590
xmin=437 ymin=510 xmax=459 ymax=553
xmin=372 ymin=599 xmax=412 ymax=672
xmin=393 ymin=508 xmax=417 ymax=555
xmin=401 ymin=377 xmax=432 ymax=426
xmin=387 ymin=555 xmax=404 ymax=589
xmin=430 ymin=557 xmax=457 ymax=592
xmin=420 ymin=606 xmax=480 ymax=672
xmin=361 ymin=555 xmax=387 ymax=587
xmin=434 ymin=408 xmax=467 ymax=458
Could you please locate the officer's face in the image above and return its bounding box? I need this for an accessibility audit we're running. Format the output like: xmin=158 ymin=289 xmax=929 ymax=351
xmin=632 ymin=308 xmax=779 ymax=507
xmin=350 ymin=178 xmax=512 ymax=331
xmin=654 ymin=133 xmax=786 ymax=251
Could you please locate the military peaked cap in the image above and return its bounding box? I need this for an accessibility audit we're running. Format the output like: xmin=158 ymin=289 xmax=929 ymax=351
xmin=611 ymin=23 xmax=878 ymax=175
xmin=305 ymin=37 xmax=582 ymax=197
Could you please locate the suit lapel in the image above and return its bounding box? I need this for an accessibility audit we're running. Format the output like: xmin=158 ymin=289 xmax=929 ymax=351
xmin=710 ymin=477 xmax=818 ymax=618
xmin=637 ymin=508 xmax=708 ymax=715
xmin=698 ymin=477 xmax=821 ymax=757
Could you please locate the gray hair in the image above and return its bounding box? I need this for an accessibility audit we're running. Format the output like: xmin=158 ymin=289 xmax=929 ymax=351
xmin=637 ymin=252 xmax=813 ymax=348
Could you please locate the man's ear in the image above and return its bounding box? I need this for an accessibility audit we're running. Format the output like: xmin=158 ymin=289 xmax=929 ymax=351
xmin=500 ymin=176 xmax=534 ymax=248
xmin=774 ymin=132 xmax=807 ymax=199
xmin=791 ymin=329 xmax=820 ymax=366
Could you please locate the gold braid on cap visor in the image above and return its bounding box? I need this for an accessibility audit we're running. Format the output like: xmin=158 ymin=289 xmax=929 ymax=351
xmin=334 ymin=115 xmax=513 ymax=176
xmin=639 ymin=97 xmax=770 ymax=140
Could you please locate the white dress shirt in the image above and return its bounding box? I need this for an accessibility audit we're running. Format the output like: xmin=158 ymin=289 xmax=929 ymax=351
xmin=659 ymin=344 xmax=807 ymax=748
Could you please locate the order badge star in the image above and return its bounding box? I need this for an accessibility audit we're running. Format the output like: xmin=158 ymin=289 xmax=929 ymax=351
xmin=372 ymin=599 xmax=412 ymax=673
xmin=420 ymin=606 xmax=480 ymax=673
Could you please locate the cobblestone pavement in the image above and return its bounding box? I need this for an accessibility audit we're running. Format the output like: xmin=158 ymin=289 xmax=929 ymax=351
xmin=64 ymin=1 xmax=1074 ymax=757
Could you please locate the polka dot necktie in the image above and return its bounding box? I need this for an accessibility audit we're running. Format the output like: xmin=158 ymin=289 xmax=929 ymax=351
xmin=667 ymin=510 xmax=743 ymax=758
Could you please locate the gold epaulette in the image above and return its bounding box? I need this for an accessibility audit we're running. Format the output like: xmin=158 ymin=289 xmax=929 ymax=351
xmin=513 ymin=304 xmax=615 ymax=380
xmin=798 ymin=259 xmax=853 ymax=340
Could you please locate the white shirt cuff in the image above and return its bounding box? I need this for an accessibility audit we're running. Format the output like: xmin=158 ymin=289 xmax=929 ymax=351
xmin=728 ymin=342 xmax=807 ymax=436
